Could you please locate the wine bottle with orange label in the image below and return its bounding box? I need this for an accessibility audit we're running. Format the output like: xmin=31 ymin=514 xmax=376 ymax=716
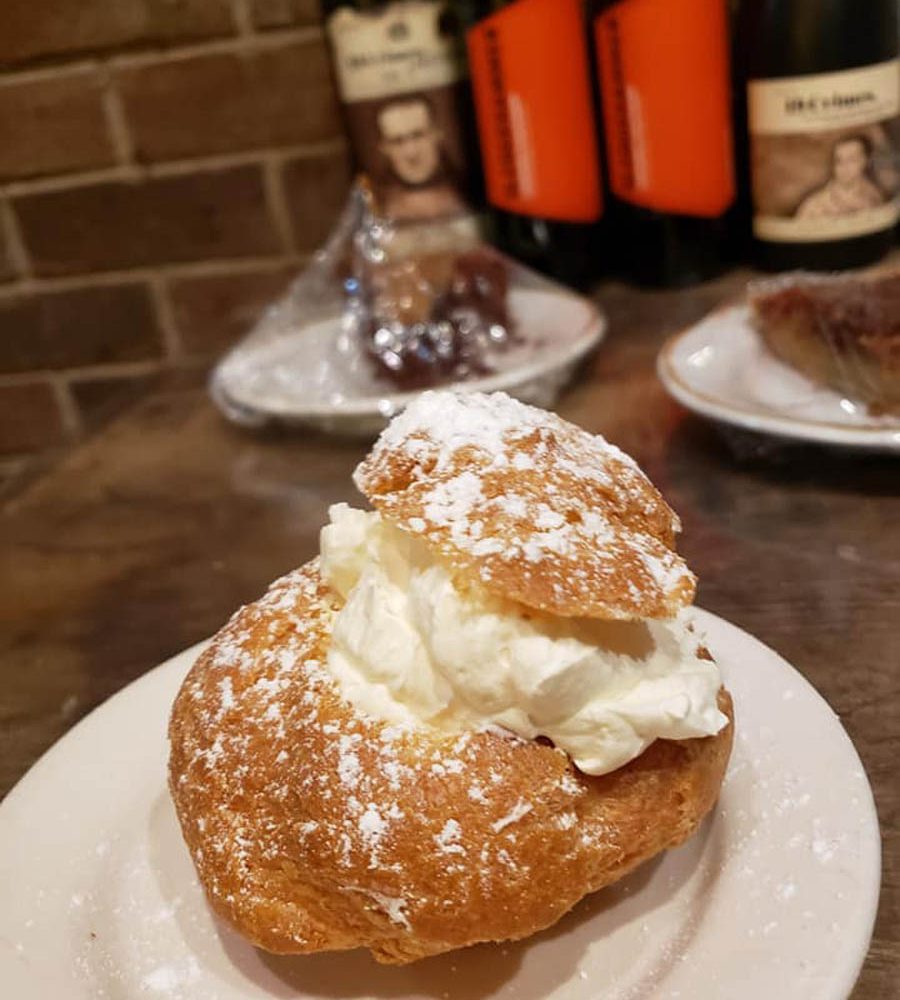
xmin=465 ymin=0 xmax=606 ymax=286
xmin=590 ymin=0 xmax=737 ymax=286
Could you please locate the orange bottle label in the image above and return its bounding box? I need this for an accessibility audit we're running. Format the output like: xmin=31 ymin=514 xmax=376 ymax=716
xmin=467 ymin=0 xmax=603 ymax=222
xmin=594 ymin=0 xmax=735 ymax=217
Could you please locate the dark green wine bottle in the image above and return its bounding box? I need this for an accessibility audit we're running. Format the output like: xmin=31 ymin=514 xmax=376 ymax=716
xmin=735 ymin=0 xmax=899 ymax=271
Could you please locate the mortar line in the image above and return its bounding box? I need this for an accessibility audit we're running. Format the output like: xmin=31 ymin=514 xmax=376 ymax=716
xmin=0 ymin=196 xmax=33 ymax=279
xmin=98 ymin=62 xmax=136 ymax=166
xmin=261 ymin=154 xmax=296 ymax=254
xmin=147 ymin=272 xmax=184 ymax=363
xmin=230 ymin=0 xmax=256 ymax=38
xmin=48 ymin=375 xmax=84 ymax=438
xmin=0 ymin=254 xmax=309 ymax=298
xmin=109 ymin=25 xmax=321 ymax=69
xmin=2 ymin=138 xmax=346 ymax=197
xmin=0 ymin=360 xmax=168 ymax=389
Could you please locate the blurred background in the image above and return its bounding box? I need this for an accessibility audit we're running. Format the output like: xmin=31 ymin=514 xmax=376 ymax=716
xmin=0 ymin=0 xmax=897 ymax=466
xmin=0 ymin=0 xmax=350 ymax=461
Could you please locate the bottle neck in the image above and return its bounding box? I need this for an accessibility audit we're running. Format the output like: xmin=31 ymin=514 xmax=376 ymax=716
xmin=738 ymin=0 xmax=898 ymax=78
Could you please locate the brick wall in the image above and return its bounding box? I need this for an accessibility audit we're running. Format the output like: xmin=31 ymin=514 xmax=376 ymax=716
xmin=0 ymin=0 xmax=350 ymax=459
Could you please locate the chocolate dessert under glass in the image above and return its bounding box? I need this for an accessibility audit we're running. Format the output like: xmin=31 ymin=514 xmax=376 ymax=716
xmin=210 ymin=182 xmax=605 ymax=434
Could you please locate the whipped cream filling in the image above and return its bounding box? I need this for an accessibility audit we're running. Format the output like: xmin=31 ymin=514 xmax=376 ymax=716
xmin=320 ymin=504 xmax=728 ymax=776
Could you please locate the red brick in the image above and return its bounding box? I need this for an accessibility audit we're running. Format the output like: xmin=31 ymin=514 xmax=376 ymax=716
xmin=168 ymin=264 xmax=296 ymax=357
xmin=70 ymin=370 xmax=161 ymax=431
xmin=116 ymin=40 xmax=341 ymax=162
xmin=0 ymin=381 xmax=66 ymax=453
xmin=0 ymin=0 xmax=235 ymax=68
xmin=251 ymin=0 xmax=322 ymax=29
xmin=0 ymin=69 xmax=114 ymax=181
xmin=0 ymin=283 xmax=163 ymax=374
xmin=13 ymin=166 xmax=280 ymax=276
xmin=281 ymin=150 xmax=351 ymax=251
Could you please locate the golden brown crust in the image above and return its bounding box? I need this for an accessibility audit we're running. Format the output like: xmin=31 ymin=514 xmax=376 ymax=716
xmin=750 ymin=271 xmax=900 ymax=413
xmin=755 ymin=306 xmax=900 ymax=412
xmin=169 ymin=562 xmax=733 ymax=965
xmin=353 ymin=392 xmax=696 ymax=621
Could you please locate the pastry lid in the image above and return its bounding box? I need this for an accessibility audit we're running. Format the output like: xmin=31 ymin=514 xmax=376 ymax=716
xmin=355 ymin=390 xmax=695 ymax=621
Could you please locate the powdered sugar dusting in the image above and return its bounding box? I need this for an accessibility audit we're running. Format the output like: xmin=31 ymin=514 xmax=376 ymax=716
xmin=364 ymin=390 xmax=569 ymax=474
xmin=338 ymin=735 xmax=362 ymax=786
xmin=355 ymin=390 xmax=695 ymax=621
xmin=345 ymin=886 xmax=412 ymax=930
xmin=218 ymin=678 xmax=235 ymax=713
xmin=491 ymin=799 xmax=533 ymax=833
xmin=171 ymin=560 xmax=601 ymax=957
xmin=435 ymin=819 xmax=465 ymax=855
xmin=359 ymin=803 xmax=388 ymax=865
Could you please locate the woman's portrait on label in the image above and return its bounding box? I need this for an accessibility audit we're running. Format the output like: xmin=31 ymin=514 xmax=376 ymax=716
xmin=794 ymin=133 xmax=886 ymax=219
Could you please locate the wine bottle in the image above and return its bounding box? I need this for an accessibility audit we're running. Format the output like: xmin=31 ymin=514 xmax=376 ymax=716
xmin=735 ymin=0 xmax=900 ymax=270
xmin=590 ymin=0 xmax=737 ymax=287
xmin=464 ymin=0 xmax=605 ymax=287
xmin=322 ymin=0 xmax=481 ymax=223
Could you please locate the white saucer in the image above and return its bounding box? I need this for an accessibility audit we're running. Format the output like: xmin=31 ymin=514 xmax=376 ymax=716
xmin=0 ymin=611 xmax=880 ymax=999
xmin=657 ymin=305 xmax=900 ymax=451
xmin=212 ymin=287 xmax=605 ymax=436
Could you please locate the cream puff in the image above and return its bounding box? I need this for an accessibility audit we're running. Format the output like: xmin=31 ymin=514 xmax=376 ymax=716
xmin=169 ymin=390 xmax=733 ymax=964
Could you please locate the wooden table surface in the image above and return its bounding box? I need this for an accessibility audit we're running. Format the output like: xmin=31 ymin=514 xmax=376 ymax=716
xmin=1 ymin=268 xmax=897 ymax=997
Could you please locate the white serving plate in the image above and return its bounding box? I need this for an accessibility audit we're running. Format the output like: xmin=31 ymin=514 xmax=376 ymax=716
xmin=212 ymin=287 xmax=605 ymax=436
xmin=657 ymin=304 xmax=900 ymax=452
xmin=0 ymin=610 xmax=880 ymax=999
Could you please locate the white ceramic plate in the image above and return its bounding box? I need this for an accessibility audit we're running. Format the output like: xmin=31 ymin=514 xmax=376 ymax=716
xmin=0 ymin=610 xmax=879 ymax=1000
xmin=212 ymin=287 xmax=606 ymax=436
xmin=657 ymin=305 xmax=900 ymax=452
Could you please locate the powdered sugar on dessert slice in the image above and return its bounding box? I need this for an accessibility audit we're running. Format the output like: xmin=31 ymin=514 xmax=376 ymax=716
xmin=354 ymin=391 xmax=694 ymax=620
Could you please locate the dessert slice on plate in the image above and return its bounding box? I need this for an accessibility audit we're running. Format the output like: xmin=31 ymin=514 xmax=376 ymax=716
xmin=749 ymin=269 xmax=900 ymax=415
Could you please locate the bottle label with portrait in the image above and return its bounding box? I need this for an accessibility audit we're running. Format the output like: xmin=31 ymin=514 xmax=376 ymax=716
xmin=466 ymin=0 xmax=603 ymax=222
xmin=326 ymin=1 xmax=474 ymax=222
xmin=748 ymin=59 xmax=900 ymax=243
xmin=594 ymin=0 xmax=735 ymax=218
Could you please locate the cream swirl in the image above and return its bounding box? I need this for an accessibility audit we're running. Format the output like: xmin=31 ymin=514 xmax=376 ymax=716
xmin=320 ymin=504 xmax=727 ymax=776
